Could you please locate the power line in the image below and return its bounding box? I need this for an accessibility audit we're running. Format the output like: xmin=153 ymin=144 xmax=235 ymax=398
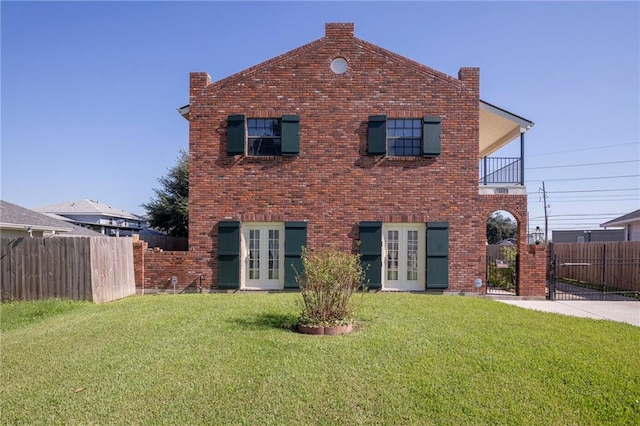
xmin=529 ymin=217 xmax=606 ymax=224
xmin=528 ymin=199 xmax=638 ymax=203
xmin=527 ymin=193 xmax=638 ymax=200
xmin=550 ymin=200 xmax=638 ymax=203
xmin=527 ymin=188 xmax=639 ymax=195
xmin=527 ymin=174 xmax=639 ymax=183
xmin=526 ymin=160 xmax=639 ymax=170
xmin=530 ymin=214 xmax=624 ymax=220
xmin=546 ymin=193 xmax=639 ymax=199
xmin=527 ymin=142 xmax=638 ymax=158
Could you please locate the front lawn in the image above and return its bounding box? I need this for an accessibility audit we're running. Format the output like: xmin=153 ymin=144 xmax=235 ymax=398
xmin=1 ymin=293 xmax=638 ymax=425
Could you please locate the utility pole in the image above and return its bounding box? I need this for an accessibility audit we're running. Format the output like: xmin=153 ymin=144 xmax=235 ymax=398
xmin=541 ymin=181 xmax=549 ymax=243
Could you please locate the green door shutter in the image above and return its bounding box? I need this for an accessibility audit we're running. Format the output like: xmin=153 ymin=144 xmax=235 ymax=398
xmin=359 ymin=221 xmax=382 ymax=289
xmin=426 ymin=222 xmax=448 ymax=289
xmin=281 ymin=115 xmax=300 ymax=156
xmin=284 ymin=221 xmax=307 ymax=288
xmin=422 ymin=116 xmax=441 ymax=157
xmin=368 ymin=115 xmax=387 ymax=155
xmin=218 ymin=221 xmax=240 ymax=289
xmin=227 ymin=115 xmax=246 ymax=155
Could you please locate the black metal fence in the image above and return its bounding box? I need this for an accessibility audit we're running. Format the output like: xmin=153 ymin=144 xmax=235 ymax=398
xmin=548 ymin=250 xmax=640 ymax=301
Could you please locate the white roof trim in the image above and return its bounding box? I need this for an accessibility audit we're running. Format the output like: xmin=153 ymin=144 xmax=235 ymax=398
xmin=479 ymin=100 xmax=534 ymax=158
xmin=0 ymin=222 xmax=72 ymax=233
xmin=480 ymin=100 xmax=533 ymax=132
xmin=178 ymin=105 xmax=190 ymax=120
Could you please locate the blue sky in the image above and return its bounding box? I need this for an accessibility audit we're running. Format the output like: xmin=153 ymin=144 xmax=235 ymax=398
xmin=2 ymin=1 xmax=638 ymax=236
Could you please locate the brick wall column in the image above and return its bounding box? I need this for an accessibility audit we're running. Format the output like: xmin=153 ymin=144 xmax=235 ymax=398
xmin=132 ymin=241 xmax=148 ymax=290
xmin=518 ymin=244 xmax=548 ymax=298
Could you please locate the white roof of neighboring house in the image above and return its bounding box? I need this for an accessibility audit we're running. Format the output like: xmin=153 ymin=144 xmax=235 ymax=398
xmin=600 ymin=209 xmax=640 ymax=228
xmin=0 ymin=200 xmax=102 ymax=236
xmin=34 ymin=199 xmax=143 ymax=221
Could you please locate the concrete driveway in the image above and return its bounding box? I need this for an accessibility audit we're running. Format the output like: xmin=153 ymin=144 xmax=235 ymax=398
xmin=496 ymin=299 xmax=640 ymax=327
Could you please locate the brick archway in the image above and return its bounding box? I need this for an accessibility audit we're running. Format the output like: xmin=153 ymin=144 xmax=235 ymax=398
xmin=485 ymin=209 xmax=520 ymax=294
xmin=480 ymin=195 xmax=547 ymax=298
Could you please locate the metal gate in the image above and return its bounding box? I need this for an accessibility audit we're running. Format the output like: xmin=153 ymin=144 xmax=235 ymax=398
xmin=486 ymin=254 xmax=519 ymax=295
xmin=548 ymin=243 xmax=640 ymax=301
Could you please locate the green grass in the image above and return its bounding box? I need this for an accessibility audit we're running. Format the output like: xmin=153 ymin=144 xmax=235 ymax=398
xmin=1 ymin=293 xmax=639 ymax=425
xmin=0 ymin=298 xmax=93 ymax=332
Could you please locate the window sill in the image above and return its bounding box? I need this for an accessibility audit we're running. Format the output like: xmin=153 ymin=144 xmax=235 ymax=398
xmin=243 ymin=155 xmax=284 ymax=162
xmin=384 ymin=156 xmax=423 ymax=162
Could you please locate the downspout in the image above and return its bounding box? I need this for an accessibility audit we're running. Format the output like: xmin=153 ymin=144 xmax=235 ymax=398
xmin=520 ymin=132 xmax=525 ymax=186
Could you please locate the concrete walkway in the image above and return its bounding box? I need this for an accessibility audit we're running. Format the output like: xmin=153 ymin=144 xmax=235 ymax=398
xmin=495 ymin=299 xmax=640 ymax=327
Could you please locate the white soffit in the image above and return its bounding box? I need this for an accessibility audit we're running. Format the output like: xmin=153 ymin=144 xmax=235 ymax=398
xmin=177 ymin=105 xmax=190 ymax=120
xmin=479 ymin=101 xmax=533 ymax=158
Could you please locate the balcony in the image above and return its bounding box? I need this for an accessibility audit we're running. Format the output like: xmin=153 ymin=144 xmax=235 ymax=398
xmin=478 ymin=101 xmax=533 ymax=195
xmin=480 ymin=157 xmax=522 ymax=185
xmin=479 ymin=156 xmax=526 ymax=195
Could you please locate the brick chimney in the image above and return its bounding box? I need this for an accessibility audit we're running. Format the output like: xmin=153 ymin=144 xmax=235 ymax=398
xmin=325 ymin=22 xmax=354 ymax=39
xmin=190 ymin=72 xmax=211 ymax=103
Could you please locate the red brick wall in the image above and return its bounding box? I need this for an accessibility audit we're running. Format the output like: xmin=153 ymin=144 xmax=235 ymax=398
xmin=519 ymin=244 xmax=548 ymax=297
xmin=132 ymin=244 xmax=204 ymax=293
xmin=186 ymin=23 xmax=533 ymax=293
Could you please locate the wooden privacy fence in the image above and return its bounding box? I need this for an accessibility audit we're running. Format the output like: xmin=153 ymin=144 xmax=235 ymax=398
xmin=1 ymin=237 xmax=135 ymax=303
xmin=552 ymin=241 xmax=640 ymax=292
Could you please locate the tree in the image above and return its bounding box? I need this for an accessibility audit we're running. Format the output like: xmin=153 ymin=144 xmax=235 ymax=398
xmin=486 ymin=212 xmax=517 ymax=244
xmin=142 ymin=149 xmax=189 ymax=237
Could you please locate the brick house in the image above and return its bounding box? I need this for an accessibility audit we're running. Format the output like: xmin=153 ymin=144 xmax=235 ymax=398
xmin=178 ymin=23 xmax=545 ymax=295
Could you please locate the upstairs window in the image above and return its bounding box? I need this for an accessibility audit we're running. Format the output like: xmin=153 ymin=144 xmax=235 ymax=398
xmin=248 ymin=118 xmax=282 ymax=156
xmin=368 ymin=115 xmax=441 ymax=157
xmin=227 ymin=114 xmax=300 ymax=157
xmin=387 ymin=119 xmax=422 ymax=157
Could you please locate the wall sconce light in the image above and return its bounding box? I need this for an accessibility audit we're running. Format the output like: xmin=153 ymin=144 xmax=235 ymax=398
xmin=533 ymin=226 xmax=543 ymax=245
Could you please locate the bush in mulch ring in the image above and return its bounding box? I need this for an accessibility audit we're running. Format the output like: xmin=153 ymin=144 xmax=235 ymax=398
xmin=295 ymin=247 xmax=366 ymax=335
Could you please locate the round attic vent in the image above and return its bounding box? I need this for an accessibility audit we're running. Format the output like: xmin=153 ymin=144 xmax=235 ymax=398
xmin=330 ymin=57 xmax=348 ymax=74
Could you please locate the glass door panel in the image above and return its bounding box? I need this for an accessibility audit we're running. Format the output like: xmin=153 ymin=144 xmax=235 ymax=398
xmin=243 ymin=223 xmax=284 ymax=290
xmin=382 ymin=224 xmax=425 ymax=291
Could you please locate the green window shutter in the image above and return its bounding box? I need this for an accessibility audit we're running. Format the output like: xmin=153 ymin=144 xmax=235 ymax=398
xmin=368 ymin=115 xmax=387 ymax=155
xmin=359 ymin=221 xmax=382 ymax=289
xmin=422 ymin=116 xmax=441 ymax=157
xmin=281 ymin=115 xmax=300 ymax=156
xmin=426 ymin=222 xmax=449 ymax=289
xmin=227 ymin=115 xmax=246 ymax=155
xmin=218 ymin=221 xmax=240 ymax=289
xmin=284 ymin=221 xmax=307 ymax=288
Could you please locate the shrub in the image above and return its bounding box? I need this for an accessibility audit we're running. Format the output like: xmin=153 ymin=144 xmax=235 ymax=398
xmin=296 ymin=247 xmax=366 ymax=327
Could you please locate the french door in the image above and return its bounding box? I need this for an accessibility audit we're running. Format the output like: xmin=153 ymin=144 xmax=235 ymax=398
xmin=242 ymin=223 xmax=284 ymax=290
xmin=382 ymin=224 xmax=425 ymax=291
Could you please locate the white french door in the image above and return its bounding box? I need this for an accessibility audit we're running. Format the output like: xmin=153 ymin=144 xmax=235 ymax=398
xmin=242 ymin=223 xmax=284 ymax=290
xmin=382 ymin=224 xmax=425 ymax=291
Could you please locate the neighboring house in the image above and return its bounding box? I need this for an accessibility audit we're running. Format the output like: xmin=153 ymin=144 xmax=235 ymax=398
xmin=34 ymin=199 xmax=147 ymax=237
xmin=0 ymin=200 xmax=102 ymax=237
xmin=600 ymin=209 xmax=640 ymax=241
xmin=180 ymin=23 xmax=538 ymax=293
xmin=552 ymin=229 xmax=625 ymax=243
